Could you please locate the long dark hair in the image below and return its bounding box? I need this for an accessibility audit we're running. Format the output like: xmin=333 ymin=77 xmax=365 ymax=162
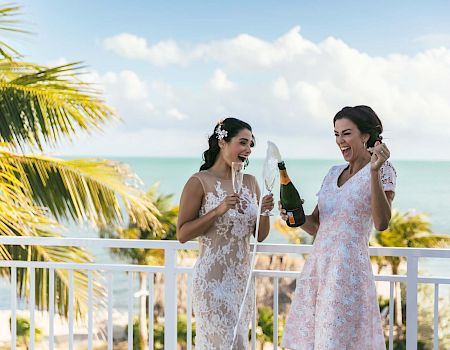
xmin=333 ymin=105 xmax=383 ymax=147
xmin=199 ymin=117 xmax=254 ymax=171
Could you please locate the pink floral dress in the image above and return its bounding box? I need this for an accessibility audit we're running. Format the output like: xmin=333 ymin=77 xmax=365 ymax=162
xmin=281 ymin=161 xmax=396 ymax=350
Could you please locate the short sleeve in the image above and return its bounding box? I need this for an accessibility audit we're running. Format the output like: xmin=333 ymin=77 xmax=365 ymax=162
xmin=380 ymin=161 xmax=397 ymax=193
xmin=316 ymin=166 xmax=338 ymax=197
xmin=316 ymin=178 xmax=325 ymax=197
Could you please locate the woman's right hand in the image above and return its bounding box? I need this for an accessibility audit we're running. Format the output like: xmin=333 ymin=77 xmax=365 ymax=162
xmin=215 ymin=193 xmax=240 ymax=216
xmin=278 ymin=201 xmax=288 ymax=221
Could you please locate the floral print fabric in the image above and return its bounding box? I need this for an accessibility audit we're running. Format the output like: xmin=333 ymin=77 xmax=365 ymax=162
xmin=281 ymin=161 xmax=396 ymax=350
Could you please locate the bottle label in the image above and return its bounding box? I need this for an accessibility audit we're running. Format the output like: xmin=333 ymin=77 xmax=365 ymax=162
xmin=287 ymin=212 xmax=295 ymax=225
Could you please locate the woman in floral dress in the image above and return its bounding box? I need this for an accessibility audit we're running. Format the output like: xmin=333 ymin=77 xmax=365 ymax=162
xmin=177 ymin=118 xmax=274 ymax=349
xmin=281 ymin=106 xmax=396 ymax=350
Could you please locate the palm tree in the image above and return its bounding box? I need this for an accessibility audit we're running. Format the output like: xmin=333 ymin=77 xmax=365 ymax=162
xmin=100 ymin=183 xmax=178 ymax=349
xmin=370 ymin=209 xmax=450 ymax=338
xmin=0 ymin=4 xmax=162 ymax=319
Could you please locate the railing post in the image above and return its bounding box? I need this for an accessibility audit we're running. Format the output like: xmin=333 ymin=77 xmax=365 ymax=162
xmin=164 ymin=246 xmax=177 ymax=349
xmin=406 ymin=254 xmax=418 ymax=350
xmin=11 ymin=267 xmax=17 ymax=350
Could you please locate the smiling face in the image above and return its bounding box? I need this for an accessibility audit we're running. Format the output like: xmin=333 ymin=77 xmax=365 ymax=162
xmin=219 ymin=128 xmax=254 ymax=166
xmin=334 ymin=118 xmax=369 ymax=162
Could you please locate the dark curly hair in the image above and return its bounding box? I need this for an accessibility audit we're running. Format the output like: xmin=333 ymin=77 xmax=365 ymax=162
xmin=199 ymin=117 xmax=254 ymax=171
xmin=333 ymin=105 xmax=383 ymax=147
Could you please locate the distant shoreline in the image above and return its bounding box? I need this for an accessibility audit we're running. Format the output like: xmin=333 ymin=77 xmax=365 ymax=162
xmin=52 ymin=156 xmax=450 ymax=163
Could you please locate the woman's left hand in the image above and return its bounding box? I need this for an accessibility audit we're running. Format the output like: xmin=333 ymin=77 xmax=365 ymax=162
xmin=260 ymin=193 xmax=274 ymax=214
xmin=368 ymin=141 xmax=390 ymax=171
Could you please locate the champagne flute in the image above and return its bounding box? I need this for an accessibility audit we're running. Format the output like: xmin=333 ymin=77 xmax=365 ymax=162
xmin=261 ymin=158 xmax=277 ymax=216
xmin=231 ymin=161 xmax=244 ymax=216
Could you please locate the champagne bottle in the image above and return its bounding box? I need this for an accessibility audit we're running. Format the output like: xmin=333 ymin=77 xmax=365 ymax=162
xmin=278 ymin=161 xmax=306 ymax=227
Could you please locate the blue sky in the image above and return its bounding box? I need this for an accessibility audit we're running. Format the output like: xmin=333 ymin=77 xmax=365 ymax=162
xmin=15 ymin=1 xmax=450 ymax=159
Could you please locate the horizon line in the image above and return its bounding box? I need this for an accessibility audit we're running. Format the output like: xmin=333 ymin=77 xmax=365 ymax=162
xmin=50 ymin=155 xmax=450 ymax=162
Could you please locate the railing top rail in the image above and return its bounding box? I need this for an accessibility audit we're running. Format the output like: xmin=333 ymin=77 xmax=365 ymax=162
xmin=0 ymin=260 xmax=165 ymax=272
xmin=0 ymin=236 xmax=197 ymax=250
xmin=0 ymin=237 xmax=449 ymax=258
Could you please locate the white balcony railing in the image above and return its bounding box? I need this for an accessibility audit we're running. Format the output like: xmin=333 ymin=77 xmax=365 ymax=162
xmin=0 ymin=236 xmax=449 ymax=350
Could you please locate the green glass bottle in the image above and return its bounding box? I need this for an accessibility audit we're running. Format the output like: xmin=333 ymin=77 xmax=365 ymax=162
xmin=278 ymin=161 xmax=306 ymax=227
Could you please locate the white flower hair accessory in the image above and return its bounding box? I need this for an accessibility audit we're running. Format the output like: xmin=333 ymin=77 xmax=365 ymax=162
xmin=215 ymin=121 xmax=228 ymax=140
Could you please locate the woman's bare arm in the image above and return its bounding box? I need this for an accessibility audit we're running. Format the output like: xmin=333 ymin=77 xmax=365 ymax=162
xmin=371 ymin=167 xmax=394 ymax=230
xmin=300 ymin=204 xmax=320 ymax=236
xmin=176 ymin=176 xmax=239 ymax=243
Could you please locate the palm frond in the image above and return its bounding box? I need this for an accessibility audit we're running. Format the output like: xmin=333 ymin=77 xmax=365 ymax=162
xmin=0 ymin=61 xmax=116 ymax=150
xmin=0 ymin=151 xmax=162 ymax=232
xmin=101 ymin=183 xmax=179 ymax=266
xmin=0 ymin=4 xmax=29 ymax=60
xmin=0 ymin=60 xmax=47 ymax=85
xmin=0 ymin=190 xmax=104 ymax=319
xmin=372 ymin=209 xmax=449 ymax=271
xmin=409 ymin=234 xmax=450 ymax=248
xmin=7 ymin=230 xmax=105 ymax=319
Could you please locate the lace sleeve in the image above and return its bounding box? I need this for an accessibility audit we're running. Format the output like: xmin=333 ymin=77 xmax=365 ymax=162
xmin=380 ymin=161 xmax=397 ymax=192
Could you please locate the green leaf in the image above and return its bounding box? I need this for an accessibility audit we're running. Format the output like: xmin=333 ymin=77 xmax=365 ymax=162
xmin=1 ymin=150 xmax=162 ymax=232
xmin=0 ymin=4 xmax=29 ymax=60
xmin=0 ymin=61 xmax=116 ymax=150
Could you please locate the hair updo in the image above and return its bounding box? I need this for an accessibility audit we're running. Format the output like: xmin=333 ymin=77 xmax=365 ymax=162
xmin=199 ymin=117 xmax=254 ymax=171
xmin=333 ymin=105 xmax=383 ymax=147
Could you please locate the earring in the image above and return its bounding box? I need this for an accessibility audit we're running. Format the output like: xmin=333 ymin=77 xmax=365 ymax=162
xmin=363 ymin=141 xmax=367 ymax=149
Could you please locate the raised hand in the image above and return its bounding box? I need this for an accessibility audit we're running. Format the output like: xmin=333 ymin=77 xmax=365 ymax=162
xmin=368 ymin=141 xmax=390 ymax=171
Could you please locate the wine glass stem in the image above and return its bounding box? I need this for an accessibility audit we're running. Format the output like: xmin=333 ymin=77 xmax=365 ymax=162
xmin=264 ymin=190 xmax=272 ymax=214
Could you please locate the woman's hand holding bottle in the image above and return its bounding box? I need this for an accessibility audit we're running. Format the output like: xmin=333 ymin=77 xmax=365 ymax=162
xmin=278 ymin=201 xmax=288 ymax=221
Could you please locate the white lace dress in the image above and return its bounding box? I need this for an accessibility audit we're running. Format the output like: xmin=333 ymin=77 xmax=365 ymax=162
xmin=281 ymin=161 xmax=396 ymax=350
xmin=191 ymin=171 xmax=259 ymax=350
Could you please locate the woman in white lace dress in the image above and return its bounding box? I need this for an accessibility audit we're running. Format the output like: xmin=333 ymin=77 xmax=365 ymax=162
xmin=177 ymin=118 xmax=274 ymax=349
xmin=281 ymin=106 xmax=396 ymax=350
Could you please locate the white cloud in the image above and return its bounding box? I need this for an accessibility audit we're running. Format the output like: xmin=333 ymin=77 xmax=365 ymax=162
xmin=167 ymin=108 xmax=188 ymax=121
xmin=101 ymin=26 xmax=318 ymax=68
xmin=210 ymin=69 xmax=236 ymax=91
xmin=103 ymin=70 xmax=148 ymax=100
xmin=273 ymin=77 xmax=290 ymax=100
xmin=55 ymin=27 xmax=450 ymax=160
xmin=414 ymin=33 xmax=450 ymax=48
xmin=77 ymin=69 xmax=176 ymax=130
xmin=196 ymin=26 xmax=318 ymax=68
xmin=102 ymin=33 xmax=185 ymax=66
